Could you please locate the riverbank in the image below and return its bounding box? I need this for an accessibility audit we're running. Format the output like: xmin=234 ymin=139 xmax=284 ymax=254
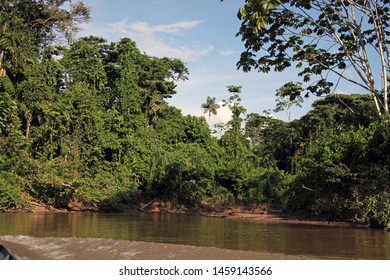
xmin=8 ymin=198 xmax=360 ymax=229
xmin=201 ymin=210 xmax=355 ymax=227
xmin=134 ymin=199 xmax=359 ymax=228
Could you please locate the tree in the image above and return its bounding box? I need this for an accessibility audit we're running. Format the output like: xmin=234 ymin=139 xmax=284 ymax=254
xmin=17 ymin=51 xmax=64 ymax=141
xmin=298 ymin=93 xmax=377 ymax=132
xmin=220 ymin=85 xmax=248 ymax=157
xmin=62 ymin=36 xmax=108 ymax=92
xmin=245 ymin=113 xmax=296 ymax=170
xmin=138 ymin=56 xmax=189 ymax=125
xmin=274 ymin=82 xmax=304 ymax=121
xmin=290 ymin=122 xmax=390 ymax=228
xmin=223 ymin=85 xmax=247 ymax=133
xmin=234 ymin=0 xmax=390 ymax=116
xmin=201 ymin=96 xmax=220 ymax=120
xmin=0 ymin=0 xmax=90 ymax=70
xmin=0 ymin=0 xmax=90 ymax=140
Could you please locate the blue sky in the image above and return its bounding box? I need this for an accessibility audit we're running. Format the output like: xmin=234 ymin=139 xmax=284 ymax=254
xmin=77 ymin=0 xmax=325 ymax=124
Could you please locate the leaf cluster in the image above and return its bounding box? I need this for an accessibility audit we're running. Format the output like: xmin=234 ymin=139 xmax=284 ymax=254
xmin=236 ymin=0 xmax=390 ymax=114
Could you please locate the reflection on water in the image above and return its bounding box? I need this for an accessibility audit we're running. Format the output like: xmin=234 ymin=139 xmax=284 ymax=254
xmin=0 ymin=212 xmax=389 ymax=259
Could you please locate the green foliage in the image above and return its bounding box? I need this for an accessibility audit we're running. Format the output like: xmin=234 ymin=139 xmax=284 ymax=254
xmin=246 ymin=113 xmax=297 ymax=170
xmin=1 ymin=0 xmax=388 ymax=231
xmin=274 ymin=82 xmax=304 ymax=121
xmin=236 ymin=0 xmax=390 ymax=115
xmin=62 ymin=36 xmax=108 ymax=91
xmin=215 ymin=157 xmax=252 ymax=197
xmin=0 ymin=29 xmax=192 ymax=211
xmin=0 ymin=0 xmax=90 ymax=71
xmin=355 ymin=193 xmax=390 ymax=230
xmin=0 ymin=172 xmax=29 ymax=210
xmin=246 ymin=168 xmax=292 ymax=206
xmin=143 ymin=142 xmax=217 ymax=205
xmin=243 ymin=94 xmax=389 ymax=229
xmin=0 ymin=91 xmax=18 ymax=135
xmin=290 ymin=122 xmax=390 ymax=228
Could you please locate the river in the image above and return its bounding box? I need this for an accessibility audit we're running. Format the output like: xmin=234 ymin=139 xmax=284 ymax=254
xmin=0 ymin=212 xmax=389 ymax=259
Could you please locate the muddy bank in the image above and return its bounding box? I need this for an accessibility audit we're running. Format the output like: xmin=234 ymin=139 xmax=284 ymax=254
xmin=202 ymin=211 xmax=355 ymax=227
xmin=139 ymin=199 xmax=360 ymax=228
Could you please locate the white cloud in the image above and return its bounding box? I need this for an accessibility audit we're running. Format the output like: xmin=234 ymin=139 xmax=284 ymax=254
xmin=219 ymin=48 xmax=236 ymax=57
xmin=176 ymin=101 xmax=232 ymax=135
xmin=210 ymin=102 xmax=232 ymax=125
xmin=128 ymin=20 xmax=202 ymax=35
xmin=107 ymin=18 xmax=213 ymax=61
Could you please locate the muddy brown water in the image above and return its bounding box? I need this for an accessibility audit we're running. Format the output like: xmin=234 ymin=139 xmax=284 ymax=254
xmin=0 ymin=212 xmax=389 ymax=259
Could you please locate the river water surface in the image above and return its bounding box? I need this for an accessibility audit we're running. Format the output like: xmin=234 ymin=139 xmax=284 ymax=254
xmin=0 ymin=212 xmax=389 ymax=259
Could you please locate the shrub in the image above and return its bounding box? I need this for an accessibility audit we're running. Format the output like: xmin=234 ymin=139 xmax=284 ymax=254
xmin=0 ymin=172 xmax=29 ymax=210
xmin=245 ymin=168 xmax=292 ymax=207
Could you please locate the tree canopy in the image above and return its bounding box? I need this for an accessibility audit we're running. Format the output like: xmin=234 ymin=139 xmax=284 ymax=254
xmin=234 ymin=0 xmax=390 ymax=116
xmin=0 ymin=0 xmax=90 ymax=69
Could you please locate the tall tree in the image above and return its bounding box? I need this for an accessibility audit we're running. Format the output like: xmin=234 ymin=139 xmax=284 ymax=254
xmin=0 ymin=0 xmax=90 ymax=139
xmin=0 ymin=0 xmax=90 ymax=70
xmin=138 ymin=57 xmax=188 ymax=125
xmin=223 ymin=85 xmax=247 ymax=133
xmin=221 ymin=85 xmax=247 ymax=157
xmin=234 ymin=0 xmax=390 ymax=116
xmin=274 ymin=82 xmax=304 ymax=121
xmin=62 ymin=36 xmax=108 ymax=92
xmin=201 ymin=96 xmax=220 ymax=120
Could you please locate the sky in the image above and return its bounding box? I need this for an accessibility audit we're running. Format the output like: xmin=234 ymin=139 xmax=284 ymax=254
xmin=76 ymin=0 xmax=339 ymax=125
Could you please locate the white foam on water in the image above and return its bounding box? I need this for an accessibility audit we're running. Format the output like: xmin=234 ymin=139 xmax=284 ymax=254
xmin=0 ymin=235 xmax=305 ymax=260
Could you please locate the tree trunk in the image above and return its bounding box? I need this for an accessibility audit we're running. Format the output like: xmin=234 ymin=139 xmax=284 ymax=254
xmin=25 ymin=110 xmax=32 ymax=140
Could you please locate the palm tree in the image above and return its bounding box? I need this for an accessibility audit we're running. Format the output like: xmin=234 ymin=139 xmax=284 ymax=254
xmin=201 ymin=96 xmax=220 ymax=120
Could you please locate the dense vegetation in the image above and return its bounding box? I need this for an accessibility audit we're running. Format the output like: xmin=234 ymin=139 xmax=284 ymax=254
xmin=0 ymin=0 xmax=389 ymax=230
